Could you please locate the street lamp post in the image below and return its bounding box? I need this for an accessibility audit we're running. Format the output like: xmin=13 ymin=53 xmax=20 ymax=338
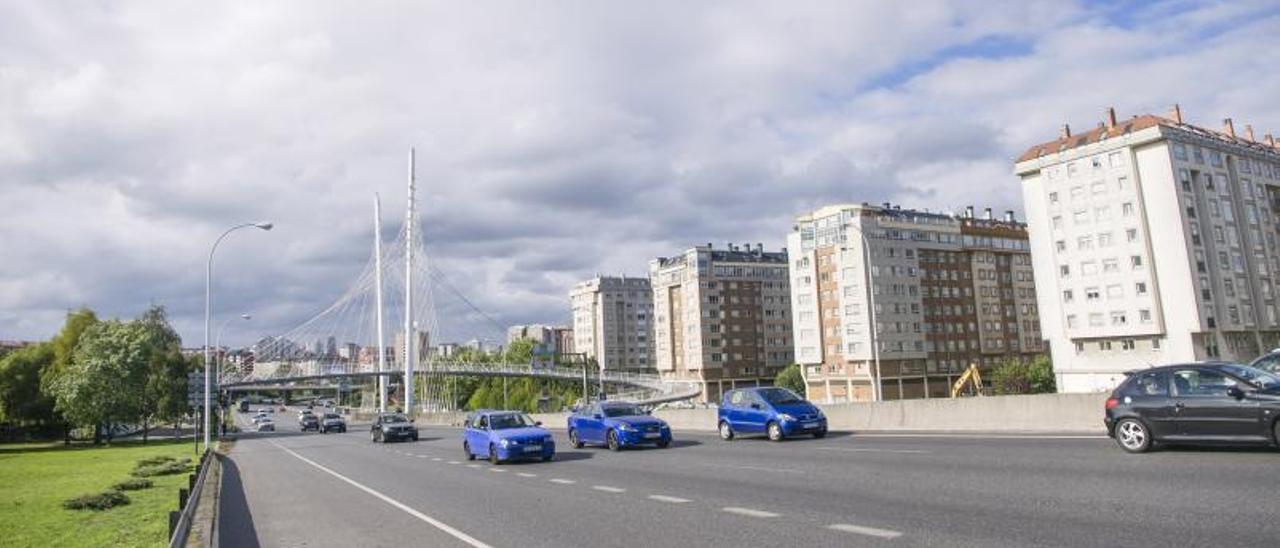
xmin=205 ymin=222 xmax=272 ymax=452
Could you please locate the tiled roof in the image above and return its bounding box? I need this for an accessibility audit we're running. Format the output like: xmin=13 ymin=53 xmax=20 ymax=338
xmin=1016 ymin=114 xmax=1280 ymax=163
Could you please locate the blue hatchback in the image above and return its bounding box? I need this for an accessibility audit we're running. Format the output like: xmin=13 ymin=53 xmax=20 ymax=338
xmin=567 ymin=401 xmax=672 ymax=451
xmin=718 ymin=387 xmax=827 ymax=441
xmin=463 ymin=410 xmax=556 ymax=464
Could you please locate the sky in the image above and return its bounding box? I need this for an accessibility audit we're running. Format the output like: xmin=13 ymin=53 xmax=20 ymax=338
xmin=2 ymin=0 xmax=1279 ymax=348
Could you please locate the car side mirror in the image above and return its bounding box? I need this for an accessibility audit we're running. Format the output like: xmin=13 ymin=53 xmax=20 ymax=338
xmin=750 ymin=403 xmax=762 ymax=410
xmin=1227 ymin=386 xmax=1246 ymax=399
xmin=535 ymin=421 xmax=543 ymax=426
xmin=593 ymin=414 xmax=603 ymax=420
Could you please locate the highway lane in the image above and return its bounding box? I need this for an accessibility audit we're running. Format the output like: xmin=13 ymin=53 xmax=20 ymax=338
xmin=223 ymin=408 xmax=1280 ymax=547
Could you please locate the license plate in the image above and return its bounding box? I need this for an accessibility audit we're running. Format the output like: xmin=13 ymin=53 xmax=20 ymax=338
xmin=523 ymin=445 xmax=542 ymax=452
xmin=802 ymin=422 xmax=818 ymax=429
xmin=643 ymin=432 xmax=661 ymax=439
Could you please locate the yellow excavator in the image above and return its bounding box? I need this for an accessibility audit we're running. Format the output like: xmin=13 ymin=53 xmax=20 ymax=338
xmin=951 ymin=363 xmax=985 ymax=398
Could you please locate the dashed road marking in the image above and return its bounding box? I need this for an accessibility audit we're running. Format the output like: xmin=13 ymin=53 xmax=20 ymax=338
xmin=516 ymin=473 xmax=537 ymax=478
xmin=828 ymin=523 xmax=903 ymax=539
xmin=416 ymin=455 xmax=428 ymax=458
xmin=592 ymin=485 xmax=625 ymax=493
xmin=467 ymin=464 xmax=482 ymax=469
xmin=713 ymin=464 xmax=804 ymax=475
xmin=447 ymin=461 xmax=461 ymax=465
xmin=490 ymin=468 xmax=507 ymax=473
xmin=432 ymin=457 xmax=443 ymax=462
xmin=549 ymin=478 xmax=577 ymax=485
xmin=722 ymin=507 xmax=780 ymax=518
xmin=647 ymin=495 xmax=690 ymax=504
xmin=818 ymin=447 xmax=929 ymax=455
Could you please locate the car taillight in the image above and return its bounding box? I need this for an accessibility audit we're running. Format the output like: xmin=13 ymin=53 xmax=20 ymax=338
xmin=1105 ymin=397 xmax=1120 ymax=410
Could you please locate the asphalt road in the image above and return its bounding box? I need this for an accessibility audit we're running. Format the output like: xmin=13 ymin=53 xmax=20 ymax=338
xmin=221 ymin=407 xmax=1280 ymax=547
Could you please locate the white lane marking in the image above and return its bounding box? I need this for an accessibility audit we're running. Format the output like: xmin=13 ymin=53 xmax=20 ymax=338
xmin=648 ymin=495 xmax=690 ymax=504
xmin=269 ymin=442 xmax=491 ymax=548
xmin=431 ymin=457 xmax=442 ymax=462
xmin=416 ymin=455 xmax=428 ymax=459
xmin=828 ymin=523 xmax=903 ymax=539
xmin=592 ymin=485 xmax=626 ymax=493
xmin=722 ymin=507 xmax=780 ymax=518
xmin=818 ymin=447 xmax=929 ymax=455
xmin=516 ymin=472 xmax=537 ymax=478
xmin=549 ymin=478 xmax=577 ymax=485
xmin=467 ymin=464 xmax=482 ymax=469
xmin=712 ymin=464 xmax=804 ymax=475
xmin=447 ymin=461 xmax=461 ymax=465
xmin=490 ymin=468 xmax=507 ymax=473
xmin=850 ymin=433 xmax=1105 ymax=440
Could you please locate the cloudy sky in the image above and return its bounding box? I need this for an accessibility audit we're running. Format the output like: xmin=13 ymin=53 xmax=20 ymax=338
xmin=2 ymin=0 xmax=1279 ymax=347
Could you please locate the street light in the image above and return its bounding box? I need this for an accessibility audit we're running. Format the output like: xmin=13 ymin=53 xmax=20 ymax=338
xmin=205 ymin=222 xmax=272 ymax=452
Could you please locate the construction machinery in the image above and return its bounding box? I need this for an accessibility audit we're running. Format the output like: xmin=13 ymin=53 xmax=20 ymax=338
xmin=951 ymin=363 xmax=985 ymax=398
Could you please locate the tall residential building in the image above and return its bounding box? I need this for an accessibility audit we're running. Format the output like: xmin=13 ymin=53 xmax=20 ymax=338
xmin=788 ymin=203 xmax=1044 ymax=402
xmin=506 ymin=324 xmax=574 ymax=355
xmin=650 ymin=244 xmax=793 ymax=402
xmin=570 ymin=276 xmax=654 ymax=373
xmin=1016 ymin=106 xmax=1280 ymax=392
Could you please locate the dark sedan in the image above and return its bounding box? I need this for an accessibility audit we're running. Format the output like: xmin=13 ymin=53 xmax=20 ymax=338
xmin=1104 ymin=362 xmax=1280 ymax=453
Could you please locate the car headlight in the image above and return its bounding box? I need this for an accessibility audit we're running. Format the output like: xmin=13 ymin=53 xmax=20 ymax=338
xmin=779 ymin=413 xmax=796 ymax=422
xmin=500 ymin=439 xmax=511 ymax=447
xmin=617 ymin=423 xmax=637 ymax=432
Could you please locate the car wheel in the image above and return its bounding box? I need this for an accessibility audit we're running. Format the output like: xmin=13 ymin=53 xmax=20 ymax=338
xmin=569 ymin=429 xmax=583 ymax=449
xmin=371 ymin=430 xmax=379 ymax=443
xmin=813 ymin=429 xmax=827 ymax=439
xmin=1115 ymin=418 xmax=1152 ymax=453
xmin=656 ymin=439 xmax=670 ymax=448
xmin=1273 ymin=420 xmax=1280 ymax=450
xmin=607 ymin=430 xmax=622 ymax=452
xmin=489 ymin=444 xmax=500 ymax=465
xmin=718 ymin=421 xmax=735 ymax=441
xmin=411 ymin=432 xmax=419 ymax=442
xmin=767 ymin=421 xmax=784 ymax=442
xmin=464 ymin=441 xmax=475 ymax=461
xmin=542 ymin=453 xmax=553 ymax=462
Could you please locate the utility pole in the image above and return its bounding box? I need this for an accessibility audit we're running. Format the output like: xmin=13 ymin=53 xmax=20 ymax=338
xmin=374 ymin=194 xmax=388 ymax=413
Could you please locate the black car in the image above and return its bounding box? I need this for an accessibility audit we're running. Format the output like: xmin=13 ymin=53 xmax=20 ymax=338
xmin=300 ymin=414 xmax=320 ymax=432
xmin=1104 ymin=362 xmax=1280 ymax=453
xmin=320 ymin=413 xmax=347 ymax=434
xmin=1249 ymin=349 xmax=1280 ymax=375
xmin=371 ymin=413 xmax=418 ymax=443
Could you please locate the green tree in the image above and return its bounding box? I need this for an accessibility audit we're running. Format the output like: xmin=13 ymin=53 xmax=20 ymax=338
xmin=135 ymin=306 xmax=188 ymax=443
xmin=0 ymin=343 xmax=58 ymax=429
xmin=39 ymin=309 xmax=98 ymax=442
xmin=990 ymin=356 xmax=1056 ymax=395
xmin=47 ymin=320 xmax=148 ymax=444
xmin=774 ymin=364 xmax=806 ymax=397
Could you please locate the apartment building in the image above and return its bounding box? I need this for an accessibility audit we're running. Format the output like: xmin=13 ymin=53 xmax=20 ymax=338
xmin=569 ymin=276 xmax=655 ymax=373
xmin=1016 ymin=106 xmax=1280 ymax=392
xmin=507 ymin=324 xmax=575 ymax=355
xmin=650 ymin=244 xmax=794 ymax=402
xmin=788 ymin=203 xmax=1044 ymax=402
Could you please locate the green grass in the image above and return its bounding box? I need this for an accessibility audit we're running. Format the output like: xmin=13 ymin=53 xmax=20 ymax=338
xmin=0 ymin=438 xmax=198 ymax=547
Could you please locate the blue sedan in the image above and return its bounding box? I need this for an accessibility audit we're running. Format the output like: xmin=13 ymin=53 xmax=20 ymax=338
xmin=568 ymin=401 xmax=672 ymax=451
xmin=463 ymin=410 xmax=556 ymax=464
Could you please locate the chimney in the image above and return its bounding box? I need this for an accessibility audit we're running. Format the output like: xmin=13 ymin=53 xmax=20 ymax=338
xmin=1059 ymin=124 xmax=1071 ymax=139
xmin=1223 ymin=118 xmax=1236 ymax=138
xmin=965 ymin=205 xmax=975 ymax=219
xmin=756 ymin=243 xmax=763 ymax=253
xmin=1169 ymin=104 xmax=1183 ymax=124
xmin=1245 ymin=124 xmax=1256 ymax=142
xmin=1004 ymin=210 xmax=1015 ymax=223
xmin=707 ymin=242 xmax=713 ymax=249
xmin=1267 ymin=134 xmax=1276 ymax=147
xmin=983 ymin=207 xmax=993 ymax=220
xmin=1105 ymin=107 xmax=1117 ymax=129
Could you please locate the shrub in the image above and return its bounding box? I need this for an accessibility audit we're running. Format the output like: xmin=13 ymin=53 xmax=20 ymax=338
xmin=112 ymin=478 xmax=153 ymax=491
xmin=63 ymin=490 xmax=130 ymax=511
xmin=131 ymin=459 xmax=190 ymax=477
xmin=135 ymin=455 xmax=177 ymax=467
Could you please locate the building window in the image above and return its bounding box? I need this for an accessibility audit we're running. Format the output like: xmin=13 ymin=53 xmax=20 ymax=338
xmin=1131 ymin=255 xmax=1144 ymax=269
xmin=1060 ymin=264 xmax=1070 ymax=277
xmin=1126 ymin=228 xmax=1138 ymax=243
xmin=1139 ymin=309 xmax=1152 ymax=323
xmin=1049 ymin=191 xmax=1059 ymax=204
xmin=1135 ymin=282 xmax=1148 ymax=295
xmin=1102 ymin=259 xmax=1118 ymax=273
xmin=1111 ymin=311 xmax=1127 ymax=326
xmin=1122 ymin=203 xmax=1134 ymax=217
xmin=1121 ymin=339 xmax=1135 ymax=350
xmin=1082 ymin=261 xmax=1099 ymax=275
xmin=1085 ymin=287 xmax=1101 ymax=301
xmin=1108 ymin=151 xmax=1124 ymax=168
xmin=1063 ymin=290 xmax=1074 ymax=302
xmin=1173 ymin=143 xmax=1188 ymax=161
xmin=1098 ymin=232 xmax=1113 ymax=247
xmin=1056 ymin=240 xmax=1066 ymax=252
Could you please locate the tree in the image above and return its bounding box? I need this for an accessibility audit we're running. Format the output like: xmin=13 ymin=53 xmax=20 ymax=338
xmin=991 ymin=356 xmax=1056 ymax=395
xmin=47 ymin=320 xmax=148 ymax=444
xmin=774 ymin=364 xmax=806 ymax=397
xmin=135 ymin=306 xmax=188 ymax=443
xmin=0 ymin=343 xmax=58 ymax=430
xmin=39 ymin=309 xmax=98 ymax=443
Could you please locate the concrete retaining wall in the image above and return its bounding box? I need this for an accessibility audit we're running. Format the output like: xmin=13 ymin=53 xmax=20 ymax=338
xmin=416 ymin=393 xmax=1109 ymax=434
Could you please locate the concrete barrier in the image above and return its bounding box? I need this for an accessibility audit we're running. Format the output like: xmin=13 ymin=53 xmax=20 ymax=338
xmin=418 ymin=393 xmax=1109 ymax=434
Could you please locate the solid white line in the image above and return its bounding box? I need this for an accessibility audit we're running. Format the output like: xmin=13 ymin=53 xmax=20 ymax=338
xmin=713 ymin=464 xmax=804 ymax=475
xmin=818 ymin=447 xmax=929 ymax=455
xmin=549 ymin=478 xmax=577 ymax=485
xmin=592 ymin=485 xmax=626 ymax=493
xmin=270 ymin=442 xmax=491 ymax=548
xmin=851 ymin=433 xmax=1104 ymax=440
xmin=722 ymin=507 xmax=780 ymax=518
xmin=648 ymin=495 xmax=690 ymax=504
xmin=516 ymin=472 xmax=537 ymax=478
xmin=828 ymin=523 xmax=903 ymax=539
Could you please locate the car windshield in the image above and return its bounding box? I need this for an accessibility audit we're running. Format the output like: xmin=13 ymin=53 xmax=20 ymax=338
xmin=324 ymin=414 xmax=340 ymax=420
xmin=381 ymin=414 xmax=408 ymax=423
xmin=757 ymin=387 xmax=804 ymax=405
xmin=1219 ymin=364 xmax=1280 ymax=389
xmin=602 ymin=405 xmax=644 ymax=417
xmin=489 ymin=413 xmax=535 ymax=430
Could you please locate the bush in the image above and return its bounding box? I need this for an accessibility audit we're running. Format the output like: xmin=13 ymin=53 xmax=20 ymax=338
xmin=774 ymin=364 xmax=807 ymax=397
xmin=135 ymin=456 xmax=176 ymax=467
xmin=112 ymin=478 xmax=153 ymax=491
xmin=131 ymin=459 xmax=190 ymax=477
xmin=991 ymin=356 xmax=1056 ymax=395
xmin=63 ymin=490 xmax=130 ymax=511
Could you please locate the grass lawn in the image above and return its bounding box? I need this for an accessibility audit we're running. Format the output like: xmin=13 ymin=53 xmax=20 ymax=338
xmin=0 ymin=438 xmax=199 ymax=547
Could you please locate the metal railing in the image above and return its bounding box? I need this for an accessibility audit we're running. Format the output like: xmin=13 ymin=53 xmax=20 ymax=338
xmin=168 ymin=449 xmax=213 ymax=548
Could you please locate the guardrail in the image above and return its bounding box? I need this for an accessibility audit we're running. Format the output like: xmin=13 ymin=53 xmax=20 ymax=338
xmin=168 ymin=449 xmax=213 ymax=548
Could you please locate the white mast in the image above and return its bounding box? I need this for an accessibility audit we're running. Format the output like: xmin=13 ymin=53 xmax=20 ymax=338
xmin=373 ymin=194 xmax=388 ymax=413
xmin=404 ymin=148 xmax=416 ymax=414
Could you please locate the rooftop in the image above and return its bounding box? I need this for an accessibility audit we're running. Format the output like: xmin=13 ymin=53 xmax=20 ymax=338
xmin=1017 ymin=106 xmax=1280 ymax=163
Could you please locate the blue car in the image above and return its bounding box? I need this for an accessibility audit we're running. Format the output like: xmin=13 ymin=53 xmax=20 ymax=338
xmin=567 ymin=401 xmax=672 ymax=451
xmin=462 ymin=410 xmax=556 ymax=464
xmin=718 ymin=387 xmax=827 ymax=441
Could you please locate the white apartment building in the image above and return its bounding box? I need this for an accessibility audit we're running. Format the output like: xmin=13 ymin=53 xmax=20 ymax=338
xmin=789 ymin=204 xmax=1043 ymax=402
xmin=569 ymin=276 xmax=655 ymax=374
xmin=1017 ymin=106 xmax=1280 ymax=393
xmin=650 ymin=244 xmax=794 ymax=402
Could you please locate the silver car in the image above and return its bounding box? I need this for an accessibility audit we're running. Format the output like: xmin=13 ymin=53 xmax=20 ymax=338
xmin=256 ymin=419 xmax=275 ymax=432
